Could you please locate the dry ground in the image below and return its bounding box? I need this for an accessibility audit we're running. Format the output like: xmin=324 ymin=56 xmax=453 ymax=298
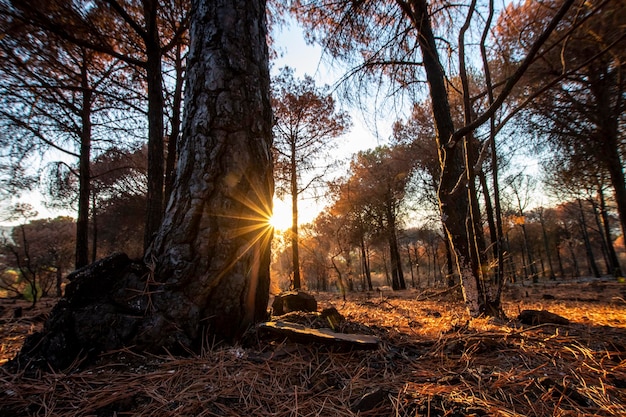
xmin=1 ymin=280 xmax=625 ymax=416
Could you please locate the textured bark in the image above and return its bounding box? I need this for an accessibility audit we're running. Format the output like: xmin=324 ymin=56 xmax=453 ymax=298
xmin=148 ymin=0 xmax=273 ymax=341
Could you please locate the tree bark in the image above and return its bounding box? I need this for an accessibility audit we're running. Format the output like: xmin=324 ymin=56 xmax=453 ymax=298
xmin=577 ymin=199 xmax=600 ymax=278
xmin=400 ymin=0 xmax=484 ymax=315
xmin=598 ymin=187 xmax=623 ymax=277
xmin=388 ymin=222 xmax=405 ymax=290
xmin=290 ymin=140 xmax=302 ymax=289
xmin=147 ymin=0 xmax=273 ymax=341
xmin=360 ymin=237 xmax=373 ymax=291
xmin=143 ymin=0 xmax=166 ymax=251
xmin=164 ymin=43 xmax=185 ymax=206
xmin=76 ymin=53 xmax=92 ymax=269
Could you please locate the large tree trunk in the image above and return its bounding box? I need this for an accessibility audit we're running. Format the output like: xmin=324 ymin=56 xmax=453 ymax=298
xmin=11 ymin=0 xmax=272 ymax=371
xmin=148 ymin=0 xmax=273 ymax=340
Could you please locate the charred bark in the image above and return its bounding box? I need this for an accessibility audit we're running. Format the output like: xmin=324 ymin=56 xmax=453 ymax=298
xmin=147 ymin=0 xmax=273 ymax=341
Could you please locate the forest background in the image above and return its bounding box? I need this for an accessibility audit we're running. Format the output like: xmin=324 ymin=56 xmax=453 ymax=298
xmin=0 ymin=0 xmax=624 ymax=309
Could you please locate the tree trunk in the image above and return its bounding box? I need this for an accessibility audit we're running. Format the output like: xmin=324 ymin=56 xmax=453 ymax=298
xmin=75 ymin=53 xmax=92 ymax=269
xmin=578 ymin=199 xmax=600 ymax=278
xmin=360 ymin=237 xmax=373 ymax=291
xmin=406 ymin=244 xmax=415 ymax=288
xmin=539 ymin=210 xmax=556 ymax=280
xmin=143 ymin=0 xmax=166 ymax=252
xmin=403 ymin=0 xmax=487 ymax=315
xmin=164 ymin=43 xmax=185 ymax=206
xmin=91 ymin=192 xmax=97 ymax=263
xmin=590 ymin=197 xmax=611 ymax=275
xmin=598 ymin=187 xmax=623 ymax=277
xmin=592 ymin=67 xmax=626 ymax=241
xmin=387 ymin=209 xmax=405 ymax=290
xmin=290 ymin=141 xmax=301 ymax=289
xmin=148 ymin=0 xmax=273 ymax=341
xmin=556 ymin=243 xmax=566 ymax=279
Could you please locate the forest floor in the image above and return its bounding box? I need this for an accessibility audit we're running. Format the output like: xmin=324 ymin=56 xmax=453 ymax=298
xmin=1 ymin=279 xmax=625 ymax=416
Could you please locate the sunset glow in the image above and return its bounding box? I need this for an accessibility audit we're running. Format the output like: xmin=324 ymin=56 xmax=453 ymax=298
xmin=269 ymin=198 xmax=292 ymax=231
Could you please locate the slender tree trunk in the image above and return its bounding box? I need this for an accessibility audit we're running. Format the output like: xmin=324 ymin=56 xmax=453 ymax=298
xmin=479 ymin=171 xmax=497 ymax=269
xmin=406 ymin=244 xmax=415 ymax=288
xmin=539 ymin=211 xmax=555 ymax=280
xmin=387 ymin=209 xmax=406 ymax=290
xmin=605 ymin=140 xmax=626 ymax=240
xmin=591 ymin=198 xmax=611 ymax=274
xmin=164 ymin=43 xmax=185 ymax=206
xmin=148 ymin=0 xmax=273 ymax=342
xmin=556 ymin=243 xmax=566 ymax=279
xmin=76 ymin=54 xmax=92 ymax=269
xmin=331 ymin=256 xmax=347 ymax=301
xmin=403 ymin=0 xmax=485 ymax=315
xmin=413 ymin=245 xmax=422 ymax=288
xmin=598 ymin=187 xmax=623 ymax=277
xmin=360 ymin=237 xmax=373 ymax=290
xmin=593 ymin=68 xmax=626 ymax=240
xmin=505 ymin=233 xmax=517 ymax=283
xmin=382 ymin=249 xmax=391 ymax=286
xmin=578 ymin=199 xmax=600 ymax=278
xmin=91 ymin=192 xmax=97 ymax=263
xmin=290 ymin=141 xmax=301 ymax=289
xmin=466 ymin=137 xmax=487 ymax=271
xmin=143 ymin=0 xmax=166 ymax=251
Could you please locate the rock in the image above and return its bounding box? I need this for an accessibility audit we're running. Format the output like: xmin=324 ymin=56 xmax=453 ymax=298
xmin=258 ymin=321 xmax=380 ymax=350
xmin=271 ymin=290 xmax=317 ymax=316
xmin=518 ymin=309 xmax=570 ymax=326
xmin=320 ymin=307 xmax=344 ymax=330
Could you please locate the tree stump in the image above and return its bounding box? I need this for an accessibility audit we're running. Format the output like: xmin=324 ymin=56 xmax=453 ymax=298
xmin=7 ymin=253 xmax=159 ymax=371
